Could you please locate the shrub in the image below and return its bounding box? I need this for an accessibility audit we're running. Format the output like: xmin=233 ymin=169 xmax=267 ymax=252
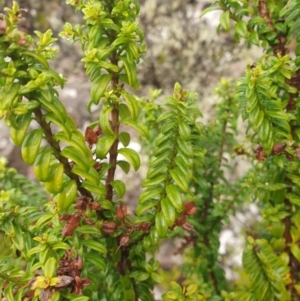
xmin=1 ymin=0 xmax=300 ymax=300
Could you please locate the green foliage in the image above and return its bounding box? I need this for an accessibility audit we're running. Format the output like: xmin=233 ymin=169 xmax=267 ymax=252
xmin=1 ymin=0 xmax=300 ymax=300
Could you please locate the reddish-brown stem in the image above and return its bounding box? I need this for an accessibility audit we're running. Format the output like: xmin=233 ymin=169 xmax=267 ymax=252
xmin=33 ymin=107 xmax=93 ymax=199
xmin=258 ymin=0 xmax=274 ymax=30
xmin=105 ymin=102 xmax=119 ymax=201
xmin=105 ymin=52 xmax=119 ymax=201
xmin=258 ymin=0 xmax=287 ymax=55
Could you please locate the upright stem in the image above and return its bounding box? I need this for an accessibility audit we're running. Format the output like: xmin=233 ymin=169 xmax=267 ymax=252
xmin=105 ymin=46 xmax=120 ymax=202
xmin=258 ymin=2 xmax=300 ymax=298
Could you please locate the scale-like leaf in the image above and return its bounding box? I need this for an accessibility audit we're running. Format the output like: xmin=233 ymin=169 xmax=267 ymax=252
xmin=166 ymin=185 xmax=183 ymax=212
xmin=169 ymin=168 xmax=189 ymax=193
xmin=139 ymin=186 xmax=163 ymax=204
xmin=161 ymin=198 xmax=176 ymax=227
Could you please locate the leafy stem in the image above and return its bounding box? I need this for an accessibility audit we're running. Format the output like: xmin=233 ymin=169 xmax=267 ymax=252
xmin=33 ymin=107 xmax=92 ymax=199
xmin=105 ymin=42 xmax=120 ymax=202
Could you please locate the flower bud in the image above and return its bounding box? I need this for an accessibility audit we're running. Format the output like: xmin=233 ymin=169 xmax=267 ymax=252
xmin=93 ymin=161 xmax=102 ymax=171
xmin=256 ymin=150 xmax=266 ymax=161
xmin=101 ymin=221 xmax=117 ymax=234
xmin=62 ymin=223 xmax=76 ymax=237
xmin=85 ymin=126 xmax=98 ymax=145
xmin=75 ymin=198 xmax=88 ymax=211
xmin=119 ymin=235 xmax=130 ymax=247
xmin=272 ymin=143 xmax=286 ymax=154
xmin=184 ymin=201 xmax=197 ymax=216
xmin=73 ymin=255 xmax=83 ymax=270
xmin=137 ymin=222 xmax=151 ymax=233
xmin=116 ymin=203 xmax=127 ymax=220
xmin=89 ymin=201 xmax=101 ymax=211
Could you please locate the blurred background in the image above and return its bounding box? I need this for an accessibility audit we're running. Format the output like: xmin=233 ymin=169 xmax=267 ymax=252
xmin=0 ymin=0 xmax=262 ymax=290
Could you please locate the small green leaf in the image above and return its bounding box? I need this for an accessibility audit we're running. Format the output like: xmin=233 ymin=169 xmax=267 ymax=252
xmin=44 ymin=112 xmax=72 ymax=137
xmin=119 ymin=132 xmax=131 ymax=147
xmin=136 ymin=200 xmax=158 ymax=215
xmin=44 ymin=163 xmax=64 ymax=194
xmin=61 ymin=146 xmax=91 ymax=170
xmin=147 ymin=160 xmax=169 ymax=179
xmin=85 ymin=254 xmax=106 ymax=270
xmin=119 ymin=103 xmax=131 ymax=120
xmin=72 ymin=166 xmax=100 ymax=185
xmin=55 ymin=180 xmax=78 ymax=211
xmin=132 ymin=213 xmax=154 ymax=224
xmin=161 ymin=198 xmax=176 ymax=227
xmin=111 ymin=180 xmax=126 ymax=197
xmin=150 ymin=227 xmax=159 ymax=244
xmin=117 ymin=160 xmax=131 ymax=174
xmin=120 ymin=56 xmax=139 ymax=89
xmin=248 ymin=31 xmax=259 ymax=46
xmin=21 ymin=129 xmax=44 ymax=165
xmin=151 ymin=272 xmax=162 ymax=283
xmin=177 ymin=139 xmax=193 ymax=158
xmin=118 ymin=148 xmax=140 ymax=171
xmin=81 ymin=180 xmax=106 ymax=196
xmin=121 ymin=118 xmax=150 ymax=139
xmin=76 ymin=225 xmax=101 ymax=235
xmin=155 ymin=212 xmax=168 ymax=238
xmin=51 ymin=242 xmax=71 ymax=250
xmin=22 ymin=50 xmax=49 ymax=68
xmin=129 ymin=271 xmax=150 ymax=281
xmin=4 ymin=284 xmax=14 ymax=301
xmin=200 ymin=5 xmax=220 ymax=17
xmin=150 ymin=151 xmax=170 ymax=168
xmin=9 ymin=112 xmax=32 ymax=146
xmin=178 ymin=121 xmax=191 ymax=141
xmin=220 ymin=10 xmax=230 ymax=31
xmin=83 ymin=240 xmax=107 ymax=254
xmin=265 ymin=110 xmax=290 ymax=121
xmin=89 ymin=73 xmax=112 ymax=110
xmin=142 ymin=174 xmax=167 ymax=188
xmin=139 ymin=186 xmax=163 ymax=204
xmin=43 ymin=257 xmax=56 ymax=279
xmin=99 ymin=105 xmax=115 ymax=136
xmin=166 ymin=185 xmax=183 ymax=212
xmin=100 ymin=199 xmax=113 ymax=210
xmin=33 ymin=148 xmax=53 ymax=182
xmin=38 ymin=93 xmax=67 ymax=123
xmin=170 ymin=281 xmax=183 ymax=294
xmin=234 ymin=20 xmax=248 ymax=38
xmin=169 ymin=167 xmax=189 ymax=193
xmin=96 ymin=134 xmax=117 ymax=159
xmin=258 ymin=119 xmax=271 ymax=143
xmin=54 ymin=130 xmax=92 ymax=158
xmin=34 ymin=214 xmax=53 ymax=229
xmin=27 ymin=246 xmax=41 ymax=257
xmin=121 ymin=90 xmax=139 ymax=120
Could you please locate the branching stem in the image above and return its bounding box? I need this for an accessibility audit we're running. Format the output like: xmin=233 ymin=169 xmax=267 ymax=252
xmin=33 ymin=107 xmax=93 ymax=199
